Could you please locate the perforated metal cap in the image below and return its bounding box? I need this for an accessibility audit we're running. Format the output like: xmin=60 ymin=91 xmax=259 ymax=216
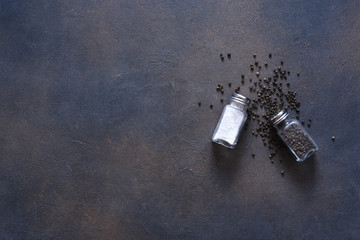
xmin=271 ymin=109 xmax=289 ymax=126
xmin=231 ymin=93 xmax=251 ymax=106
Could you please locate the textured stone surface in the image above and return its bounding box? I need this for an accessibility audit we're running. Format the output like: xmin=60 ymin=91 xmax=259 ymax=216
xmin=1 ymin=1 xmax=360 ymax=239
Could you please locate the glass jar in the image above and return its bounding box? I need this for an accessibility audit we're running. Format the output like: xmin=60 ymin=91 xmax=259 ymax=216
xmin=212 ymin=93 xmax=251 ymax=149
xmin=271 ymin=109 xmax=319 ymax=162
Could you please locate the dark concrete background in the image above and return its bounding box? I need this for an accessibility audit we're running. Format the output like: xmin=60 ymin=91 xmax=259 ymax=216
xmin=1 ymin=0 xmax=360 ymax=239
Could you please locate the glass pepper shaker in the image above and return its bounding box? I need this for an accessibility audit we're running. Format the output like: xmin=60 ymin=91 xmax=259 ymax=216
xmin=212 ymin=93 xmax=251 ymax=149
xmin=271 ymin=109 xmax=319 ymax=162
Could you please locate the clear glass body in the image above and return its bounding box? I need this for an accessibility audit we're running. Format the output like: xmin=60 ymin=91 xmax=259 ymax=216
xmin=212 ymin=99 xmax=248 ymax=149
xmin=274 ymin=117 xmax=318 ymax=162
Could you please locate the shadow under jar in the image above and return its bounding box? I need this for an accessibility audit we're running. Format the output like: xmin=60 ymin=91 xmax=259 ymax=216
xmin=212 ymin=93 xmax=251 ymax=149
xmin=271 ymin=109 xmax=319 ymax=162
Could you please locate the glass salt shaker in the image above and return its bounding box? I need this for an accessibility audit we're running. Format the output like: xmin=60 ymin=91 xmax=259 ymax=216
xmin=212 ymin=93 xmax=251 ymax=149
xmin=271 ymin=109 xmax=319 ymax=162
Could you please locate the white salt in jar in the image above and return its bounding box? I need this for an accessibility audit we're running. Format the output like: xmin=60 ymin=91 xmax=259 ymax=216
xmin=212 ymin=93 xmax=251 ymax=149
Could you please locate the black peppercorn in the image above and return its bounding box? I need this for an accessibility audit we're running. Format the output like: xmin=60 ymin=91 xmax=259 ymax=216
xmin=210 ymin=51 xmax=308 ymax=168
xmin=332 ymin=136 xmax=335 ymax=141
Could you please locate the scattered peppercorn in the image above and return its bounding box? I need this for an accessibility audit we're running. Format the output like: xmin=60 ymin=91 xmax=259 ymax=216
xmin=332 ymin=136 xmax=335 ymax=141
xmin=253 ymin=53 xmax=256 ymax=58
xmin=204 ymin=52 xmax=309 ymax=172
xmin=198 ymin=102 xmax=201 ymax=107
xmin=210 ymin=105 xmax=213 ymax=109
xmin=281 ymin=170 xmax=284 ymax=175
xmin=227 ymin=53 xmax=231 ymax=59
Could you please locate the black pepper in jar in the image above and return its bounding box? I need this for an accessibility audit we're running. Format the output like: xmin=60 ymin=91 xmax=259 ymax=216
xmin=271 ymin=110 xmax=318 ymax=162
